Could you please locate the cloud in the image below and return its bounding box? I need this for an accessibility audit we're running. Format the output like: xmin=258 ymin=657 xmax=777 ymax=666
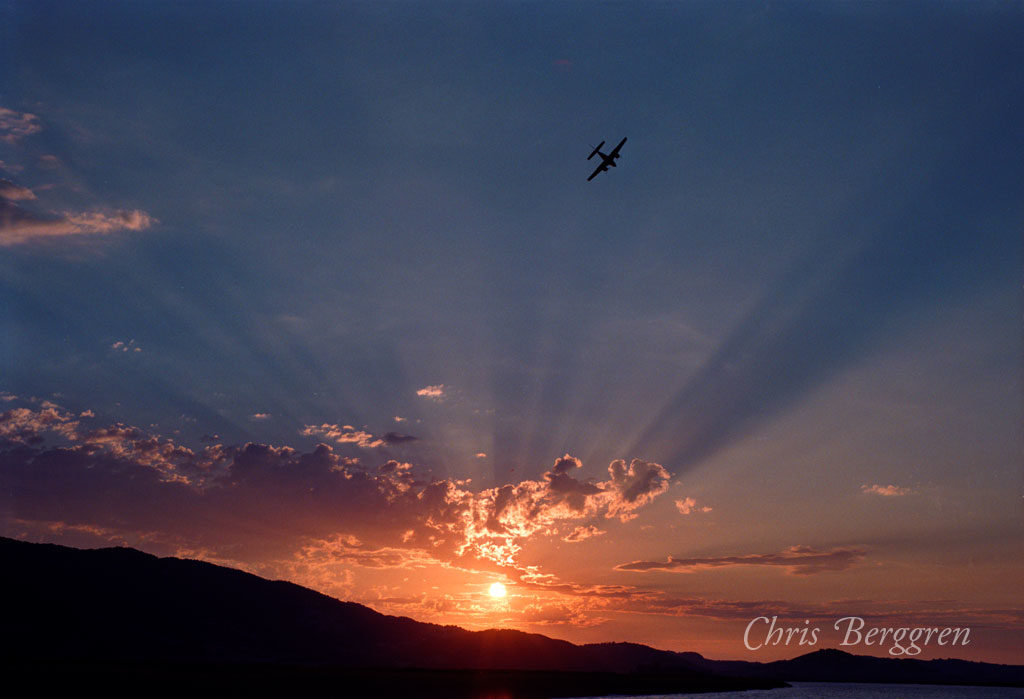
xmin=475 ymin=452 xmax=487 ymax=459
xmin=416 ymin=384 xmax=445 ymax=400
xmin=604 ymin=458 xmax=671 ymax=521
xmin=0 ymin=404 xmax=81 ymax=444
xmin=393 ymin=416 xmax=406 ymax=422
xmin=563 ymin=525 xmax=605 ymax=543
xmin=252 ymin=413 xmax=271 ymax=420
xmin=294 ymin=534 xmax=437 ymax=570
xmin=301 ymin=423 xmax=385 ymax=448
xmin=1 ymin=201 xmax=155 ymax=246
xmin=0 ymin=179 xmax=36 ymax=201
xmin=380 ymin=431 xmax=416 ymax=445
xmin=455 ymin=455 xmax=671 ymax=568
xmin=111 ymin=340 xmax=142 ymax=353
xmin=1 ymin=402 xmax=673 ymax=595
xmin=543 ymin=454 xmax=602 ymax=513
xmin=301 ymin=423 xmax=415 ymax=449
xmin=862 ymin=483 xmax=911 ymax=497
xmin=0 ymin=107 xmax=42 ymax=143
xmin=675 ymin=497 xmax=712 ymax=515
xmin=616 ymin=545 xmax=866 ymax=576
xmin=519 ymin=602 xmax=600 ymax=627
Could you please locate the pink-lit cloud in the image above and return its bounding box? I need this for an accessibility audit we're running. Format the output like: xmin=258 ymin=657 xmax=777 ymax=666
xmin=563 ymin=525 xmax=605 ymax=543
xmin=861 ymin=483 xmax=912 ymax=497
xmin=1 ymin=403 xmax=671 ymax=579
xmin=416 ymin=384 xmax=445 ymax=400
xmin=1 ymin=201 xmax=155 ymax=246
xmin=0 ymin=179 xmax=36 ymax=201
xmin=300 ymin=423 xmax=416 ymax=448
xmin=301 ymin=423 xmax=385 ymax=448
xmin=604 ymin=458 xmax=671 ymax=521
xmin=675 ymin=497 xmax=712 ymax=515
xmin=111 ymin=340 xmax=142 ymax=353
xmin=0 ymin=107 xmax=42 ymax=143
xmin=0 ymin=404 xmax=81 ymax=444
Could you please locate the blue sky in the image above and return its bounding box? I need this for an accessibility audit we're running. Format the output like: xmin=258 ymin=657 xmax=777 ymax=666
xmin=2 ymin=1 xmax=1022 ymax=661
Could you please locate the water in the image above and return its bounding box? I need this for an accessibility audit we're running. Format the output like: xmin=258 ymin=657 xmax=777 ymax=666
xmin=570 ymin=683 xmax=1024 ymax=698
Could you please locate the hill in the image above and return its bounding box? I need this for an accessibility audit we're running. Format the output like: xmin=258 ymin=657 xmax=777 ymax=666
xmin=1 ymin=536 xmax=1021 ymax=696
xmin=0 ymin=536 xmax=775 ymax=696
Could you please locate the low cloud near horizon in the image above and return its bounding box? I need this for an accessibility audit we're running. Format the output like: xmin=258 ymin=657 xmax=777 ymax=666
xmin=616 ymin=545 xmax=867 ymax=576
xmin=861 ymin=484 xmax=912 ymax=497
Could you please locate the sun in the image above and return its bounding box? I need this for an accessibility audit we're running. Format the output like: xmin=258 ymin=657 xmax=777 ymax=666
xmin=488 ymin=582 xmax=507 ymax=598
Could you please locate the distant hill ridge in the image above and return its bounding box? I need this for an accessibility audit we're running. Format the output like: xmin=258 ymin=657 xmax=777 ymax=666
xmin=0 ymin=536 xmax=706 ymax=672
xmin=1 ymin=536 xmax=1021 ymax=690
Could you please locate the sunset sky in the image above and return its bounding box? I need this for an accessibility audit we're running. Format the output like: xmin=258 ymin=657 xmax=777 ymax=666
xmin=2 ymin=1 xmax=1022 ymax=664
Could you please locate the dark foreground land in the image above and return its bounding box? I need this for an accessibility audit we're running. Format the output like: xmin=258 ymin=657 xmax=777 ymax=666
xmin=2 ymin=537 xmax=1020 ymax=697
xmin=3 ymin=663 xmax=786 ymax=698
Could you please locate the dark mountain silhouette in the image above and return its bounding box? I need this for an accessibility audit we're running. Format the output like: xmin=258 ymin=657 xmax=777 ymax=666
xmin=703 ymin=648 xmax=1024 ymax=687
xmin=0 ymin=537 xmax=1020 ymax=697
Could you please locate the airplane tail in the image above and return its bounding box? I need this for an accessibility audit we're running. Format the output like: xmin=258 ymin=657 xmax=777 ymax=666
xmin=587 ymin=141 xmax=605 ymax=160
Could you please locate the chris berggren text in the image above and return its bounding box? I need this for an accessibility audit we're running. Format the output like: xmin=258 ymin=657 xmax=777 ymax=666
xmin=743 ymin=616 xmax=971 ymax=657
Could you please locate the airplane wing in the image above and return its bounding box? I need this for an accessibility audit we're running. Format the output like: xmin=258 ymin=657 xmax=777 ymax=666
xmin=587 ymin=162 xmax=608 ymax=181
xmin=608 ymin=137 xmax=627 ymax=158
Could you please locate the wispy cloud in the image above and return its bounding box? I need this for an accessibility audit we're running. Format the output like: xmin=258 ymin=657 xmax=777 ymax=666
xmin=380 ymin=431 xmax=416 ymax=444
xmin=563 ymin=525 xmax=605 ymax=543
xmin=0 ymin=179 xmax=36 ymax=201
xmin=862 ymin=483 xmax=911 ymax=497
xmin=0 ymin=107 xmax=42 ymax=143
xmin=616 ymin=545 xmax=866 ymax=576
xmin=300 ymin=423 xmax=415 ymax=448
xmin=1 ymin=201 xmax=155 ymax=246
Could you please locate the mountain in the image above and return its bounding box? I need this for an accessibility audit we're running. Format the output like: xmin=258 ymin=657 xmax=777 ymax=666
xmin=0 ymin=536 xmax=778 ymax=696
xmin=0 ymin=536 xmax=701 ymax=672
xmin=701 ymin=648 xmax=1024 ymax=687
xmin=0 ymin=536 xmax=1020 ymax=696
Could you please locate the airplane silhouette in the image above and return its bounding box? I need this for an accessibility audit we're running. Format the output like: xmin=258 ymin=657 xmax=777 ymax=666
xmin=586 ymin=137 xmax=627 ymax=181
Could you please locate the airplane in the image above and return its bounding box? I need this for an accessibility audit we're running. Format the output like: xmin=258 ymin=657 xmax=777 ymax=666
xmin=586 ymin=137 xmax=627 ymax=181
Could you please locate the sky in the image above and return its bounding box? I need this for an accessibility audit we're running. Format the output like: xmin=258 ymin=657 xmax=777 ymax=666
xmin=1 ymin=0 xmax=1022 ymax=664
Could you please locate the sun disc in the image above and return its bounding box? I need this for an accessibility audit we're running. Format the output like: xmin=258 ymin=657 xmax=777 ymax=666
xmin=488 ymin=582 xmax=507 ymax=598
